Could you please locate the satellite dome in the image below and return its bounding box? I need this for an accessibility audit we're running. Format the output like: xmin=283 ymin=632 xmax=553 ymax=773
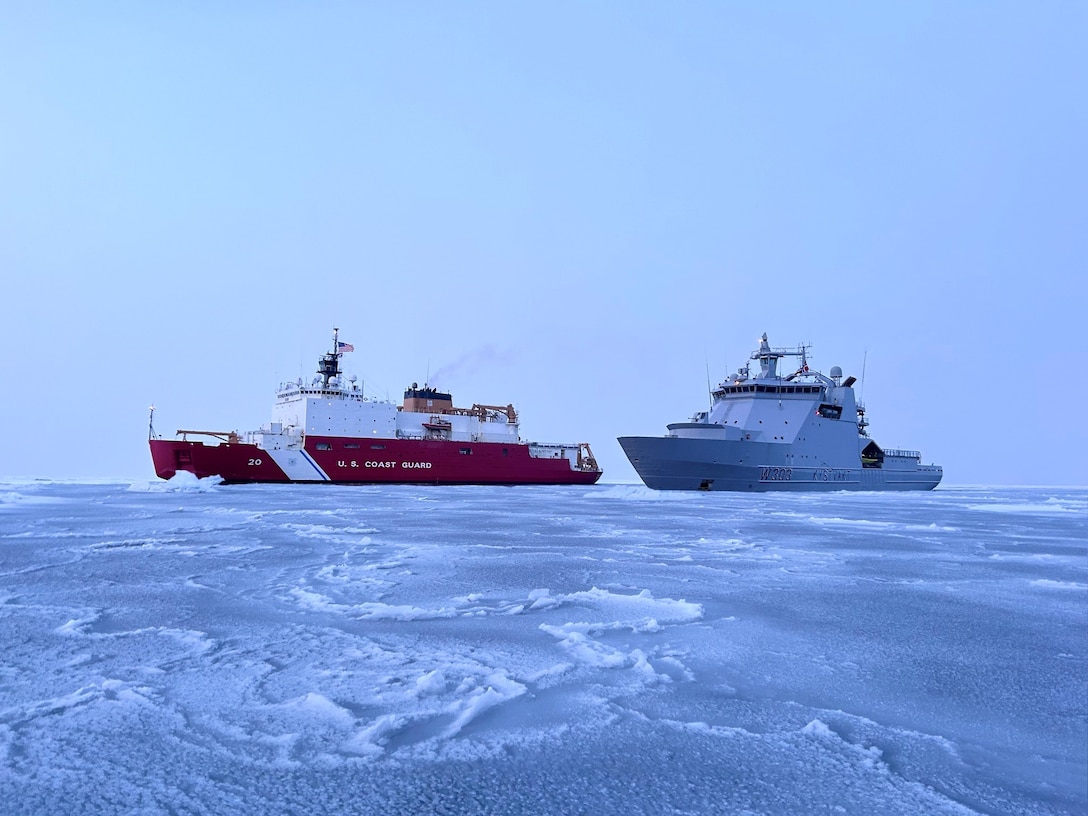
xmin=830 ymin=365 xmax=842 ymax=379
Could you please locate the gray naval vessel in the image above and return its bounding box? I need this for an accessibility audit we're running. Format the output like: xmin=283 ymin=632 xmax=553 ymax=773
xmin=618 ymin=333 xmax=942 ymax=491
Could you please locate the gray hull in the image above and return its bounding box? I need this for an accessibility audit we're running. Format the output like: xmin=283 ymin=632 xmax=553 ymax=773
xmin=618 ymin=436 xmax=943 ymax=492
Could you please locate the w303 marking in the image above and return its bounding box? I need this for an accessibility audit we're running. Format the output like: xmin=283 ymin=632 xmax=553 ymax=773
xmin=760 ymin=467 xmax=792 ymax=481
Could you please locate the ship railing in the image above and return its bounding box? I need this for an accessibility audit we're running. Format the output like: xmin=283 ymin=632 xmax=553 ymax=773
xmin=883 ymin=448 xmax=920 ymax=460
xmin=176 ymin=429 xmax=241 ymax=444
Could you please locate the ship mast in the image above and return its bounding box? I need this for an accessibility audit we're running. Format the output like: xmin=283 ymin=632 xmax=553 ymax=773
xmin=751 ymin=333 xmax=813 ymax=380
xmin=318 ymin=327 xmax=342 ymax=387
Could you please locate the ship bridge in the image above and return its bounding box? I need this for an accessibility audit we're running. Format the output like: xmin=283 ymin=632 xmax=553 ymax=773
xmin=678 ymin=333 xmax=864 ymax=451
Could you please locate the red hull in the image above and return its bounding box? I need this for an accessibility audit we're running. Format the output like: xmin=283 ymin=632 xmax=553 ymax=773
xmin=149 ymin=437 xmax=602 ymax=486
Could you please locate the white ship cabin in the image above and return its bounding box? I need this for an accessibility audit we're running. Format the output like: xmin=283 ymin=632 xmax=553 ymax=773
xmin=668 ymin=333 xmax=863 ymax=448
xmin=249 ymin=343 xmax=522 ymax=449
xmin=395 ymin=383 xmax=521 ymax=444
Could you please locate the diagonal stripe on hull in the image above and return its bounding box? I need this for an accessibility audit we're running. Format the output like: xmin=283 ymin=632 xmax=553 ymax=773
xmin=263 ymin=447 xmax=330 ymax=481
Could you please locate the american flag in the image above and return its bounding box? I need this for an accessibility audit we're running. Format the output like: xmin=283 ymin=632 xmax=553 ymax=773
xmin=337 ymin=341 xmax=354 ymax=353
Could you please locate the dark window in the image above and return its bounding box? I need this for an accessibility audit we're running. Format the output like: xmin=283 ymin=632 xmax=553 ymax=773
xmin=315 ymin=442 xmax=332 ymax=451
xmin=459 ymin=447 xmax=472 ymax=455
xmin=371 ymin=444 xmax=386 ymax=450
xmin=344 ymin=443 xmax=360 ymax=449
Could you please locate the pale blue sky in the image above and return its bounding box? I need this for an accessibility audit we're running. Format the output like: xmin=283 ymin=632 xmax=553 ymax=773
xmin=1 ymin=2 xmax=1084 ymax=485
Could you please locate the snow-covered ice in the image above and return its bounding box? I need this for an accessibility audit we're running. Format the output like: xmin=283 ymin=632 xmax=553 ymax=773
xmin=0 ymin=480 xmax=1084 ymax=814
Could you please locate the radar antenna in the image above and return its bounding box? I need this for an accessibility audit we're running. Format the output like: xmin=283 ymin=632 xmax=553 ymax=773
xmin=857 ymin=350 xmax=870 ymax=437
xmin=860 ymin=350 xmax=868 ymax=402
xmin=705 ymin=353 xmax=713 ymax=410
